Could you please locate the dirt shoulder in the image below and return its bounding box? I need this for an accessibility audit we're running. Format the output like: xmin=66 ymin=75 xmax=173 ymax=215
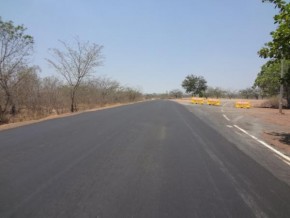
xmin=0 ymin=101 xmax=143 ymax=131
xmin=174 ymin=98 xmax=290 ymax=156
xmin=239 ymin=107 xmax=290 ymax=156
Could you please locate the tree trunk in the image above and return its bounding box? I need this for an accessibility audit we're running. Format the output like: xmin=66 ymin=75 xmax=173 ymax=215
xmin=3 ymin=90 xmax=12 ymax=113
xmin=5 ymin=96 xmax=17 ymax=115
xmin=10 ymin=104 xmax=16 ymax=116
xmin=286 ymin=87 xmax=290 ymax=109
xmin=70 ymin=85 xmax=80 ymax=112
xmin=71 ymin=90 xmax=76 ymax=113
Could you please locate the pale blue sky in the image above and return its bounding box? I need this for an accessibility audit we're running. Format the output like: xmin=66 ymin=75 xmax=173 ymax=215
xmin=0 ymin=0 xmax=277 ymax=93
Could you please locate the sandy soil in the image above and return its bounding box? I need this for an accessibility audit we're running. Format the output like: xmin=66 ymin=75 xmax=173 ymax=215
xmin=244 ymin=107 xmax=290 ymax=155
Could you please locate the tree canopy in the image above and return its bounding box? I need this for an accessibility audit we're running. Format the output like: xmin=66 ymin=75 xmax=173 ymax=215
xmin=254 ymin=60 xmax=290 ymax=106
xmin=258 ymin=0 xmax=290 ymax=59
xmin=257 ymin=0 xmax=290 ymax=108
xmin=181 ymin=75 xmax=207 ymax=97
xmin=254 ymin=61 xmax=281 ymax=97
xmin=0 ymin=17 xmax=34 ymax=114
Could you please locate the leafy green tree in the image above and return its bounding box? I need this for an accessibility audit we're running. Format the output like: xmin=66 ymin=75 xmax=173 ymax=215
xmin=258 ymin=0 xmax=290 ymax=108
xmin=254 ymin=60 xmax=290 ymax=103
xmin=254 ymin=61 xmax=280 ymax=97
xmin=0 ymin=17 xmax=34 ymax=115
xmin=258 ymin=0 xmax=290 ymax=59
xmin=181 ymin=75 xmax=207 ymax=97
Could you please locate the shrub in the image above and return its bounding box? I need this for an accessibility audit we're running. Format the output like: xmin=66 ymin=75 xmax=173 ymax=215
xmin=0 ymin=113 xmax=9 ymax=124
xmin=260 ymin=97 xmax=287 ymax=108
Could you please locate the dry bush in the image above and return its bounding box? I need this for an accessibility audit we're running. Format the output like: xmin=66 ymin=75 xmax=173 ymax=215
xmin=259 ymin=97 xmax=287 ymax=108
xmin=0 ymin=112 xmax=9 ymax=124
xmin=0 ymin=73 xmax=143 ymax=125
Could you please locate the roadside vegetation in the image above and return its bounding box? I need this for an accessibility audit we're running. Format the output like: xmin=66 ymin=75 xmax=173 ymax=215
xmin=257 ymin=0 xmax=290 ymax=110
xmin=177 ymin=0 xmax=290 ymax=110
xmin=1 ymin=0 xmax=290 ymax=124
xmin=0 ymin=17 xmax=142 ymax=124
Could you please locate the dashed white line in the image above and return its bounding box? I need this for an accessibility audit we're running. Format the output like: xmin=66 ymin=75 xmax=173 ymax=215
xmin=234 ymin=125 xmax=290 ymax=165
xmin=226 ymin=125 xmax=233 ymax=128
xmin=223 ymin=114 xmax=230 ymax=121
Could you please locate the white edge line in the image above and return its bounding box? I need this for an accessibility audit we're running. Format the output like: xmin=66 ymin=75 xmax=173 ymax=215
xmin=234 ymin=125 xmax=290 ymax=164
xmin=223 ymin=114 xmax=230 ymax=121
xmin=274 ymin=154 xmax=290 ymax=166
xmin=283 ymin=160 xmax=290 ymax=166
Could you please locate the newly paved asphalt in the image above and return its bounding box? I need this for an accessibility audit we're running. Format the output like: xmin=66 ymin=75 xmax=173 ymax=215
xmin=0 ymin=100 xmax=290 ymax=218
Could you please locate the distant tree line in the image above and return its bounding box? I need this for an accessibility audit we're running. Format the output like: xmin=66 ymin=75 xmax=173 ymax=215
xmin=0 ymin=17 xmax=142 ymax=124
xmin=180 ymin=74 xmax=270 ymax=100
xmin=178 ymin=1 xmax=290 ymax=109
xmin=140 ymin=1 xmax=290 ymax=109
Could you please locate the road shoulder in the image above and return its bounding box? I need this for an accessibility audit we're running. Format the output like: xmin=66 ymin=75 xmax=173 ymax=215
xmin=0 ymin=101 xmax=144 ymax=131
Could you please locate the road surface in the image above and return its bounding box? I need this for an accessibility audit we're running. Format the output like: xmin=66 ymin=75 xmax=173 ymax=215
xmin=0 ymin=100 xmax=290 ymax=218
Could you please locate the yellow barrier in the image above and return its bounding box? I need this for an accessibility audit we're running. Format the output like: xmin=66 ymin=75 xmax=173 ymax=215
xmin=235 ymin=101 xmax=251 ymax=109
xmin=191 ymin=97 xmax=205 ymax=105
xmin=207 ymin=99 xmax=221 ymax=106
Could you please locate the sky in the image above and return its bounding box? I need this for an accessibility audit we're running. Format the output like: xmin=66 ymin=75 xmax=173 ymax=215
xmin=0 ymin=0 xmax=278 ymax=93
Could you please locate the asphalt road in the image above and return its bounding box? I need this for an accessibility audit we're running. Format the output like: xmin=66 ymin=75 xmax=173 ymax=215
xmin=0 ymin=100 xmax=290 ymax=218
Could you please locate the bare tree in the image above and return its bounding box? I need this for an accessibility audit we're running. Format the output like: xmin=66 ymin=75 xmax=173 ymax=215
xmin=47 ymin=38 xmax=103 ymax=112
xmin=14 ymin=66 xmax=41 ymax=112
xmin=169 ymin=89 xmax=183 ymax=98
xmin=0 ymin=17 xmax=34 ymax=116
xmin=97 ymin=77 xmax=120 ymax=105
xmin=40 ymin=76 xmax=64 ymax=114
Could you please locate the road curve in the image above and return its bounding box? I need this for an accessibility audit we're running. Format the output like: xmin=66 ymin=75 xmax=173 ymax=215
xmin=0 ymin=100 xmax=290 ymax=218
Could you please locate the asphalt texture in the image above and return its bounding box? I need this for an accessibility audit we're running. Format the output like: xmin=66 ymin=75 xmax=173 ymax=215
xmin=0 ymin=100 xmax=290 ymax=218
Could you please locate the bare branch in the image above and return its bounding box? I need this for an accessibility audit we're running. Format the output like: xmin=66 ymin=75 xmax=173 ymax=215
xmin=46 ymin=38 xmax=104 ymax=112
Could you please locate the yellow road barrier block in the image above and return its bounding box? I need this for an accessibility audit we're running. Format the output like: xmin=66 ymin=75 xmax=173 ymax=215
xmin=235 ymin=101 xmax=251 ymax=109
xmin=191 ymin=97 xmax=205 ymax=105
xmin=207 ymin=99 xmax=221 ymax=106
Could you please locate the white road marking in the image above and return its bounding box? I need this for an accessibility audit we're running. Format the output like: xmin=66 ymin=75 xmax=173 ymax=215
xmin=227 ymin=125 xmax=233 ymax=128
xmin=282 ymin=159 xmax=290 ymax=166
xmin=250 ymin=135 xmax=258 ymax=140
xmin=234 ymin=125 xmax=290 ymax=165
xmin=274 ymin=154 xmax=290 ymax=166
xmin=223 ymin=114 xmax=230 ymax=121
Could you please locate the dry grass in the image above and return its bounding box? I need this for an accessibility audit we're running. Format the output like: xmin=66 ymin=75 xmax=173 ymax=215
xmin=0 ymin=101 xmax=143 ymax=131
